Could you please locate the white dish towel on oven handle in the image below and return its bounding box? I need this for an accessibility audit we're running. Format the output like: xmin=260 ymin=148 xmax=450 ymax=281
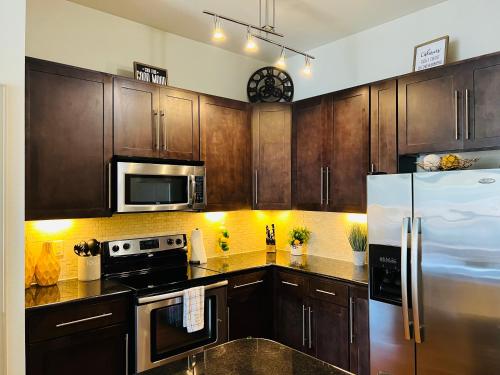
xmin=183 ymin=286 xmax=205 ymax=333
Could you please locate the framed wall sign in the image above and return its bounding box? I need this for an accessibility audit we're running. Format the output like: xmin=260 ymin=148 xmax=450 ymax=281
xmin=134 ymin=62 xmax=168 ymax=85
xmin=413 ymin=36 xmax=449 ymax=72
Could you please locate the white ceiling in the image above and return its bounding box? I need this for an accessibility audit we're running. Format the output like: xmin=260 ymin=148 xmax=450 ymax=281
xmin=67 ymin=0 xmax=446 ymax=62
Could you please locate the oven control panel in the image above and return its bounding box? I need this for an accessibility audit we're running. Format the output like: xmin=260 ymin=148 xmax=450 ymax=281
xmin=105 ymin=234 xmax=187 ymax=257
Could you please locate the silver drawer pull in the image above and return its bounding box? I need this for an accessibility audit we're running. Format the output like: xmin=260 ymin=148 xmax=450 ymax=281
xmin=56 ymin=312 xmax=113 ymax=328
xmin=315 ymin=288 xmax=336 ymax=296
xmin=233 ymin=280 xmax=264 ymax=289
xmin=281 ymin=281 xmax=299 ymax=287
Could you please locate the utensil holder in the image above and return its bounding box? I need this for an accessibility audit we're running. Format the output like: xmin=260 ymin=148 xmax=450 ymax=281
xmin=77 ymin=255 xmax=101 ymax=281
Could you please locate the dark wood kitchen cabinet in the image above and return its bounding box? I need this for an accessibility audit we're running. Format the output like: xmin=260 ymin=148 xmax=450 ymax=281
xmin=252 ymin=103 xmax=292 ymax=210
xmin=370 ymin=80 xmax=398 ymax=174
xmin=25 ymin=58 xmax=113 ymax=220
xmin=200 ymin=95 xmax=251 ymax=211
xmin=292 ymin=96 xmax=330 ymax=211
xmin=398 ymin=65 xmax=464 ymax=154
xmin=114 ymin=78 xmax=200 ymax=159
xmin=349 ymin=286 xmax=370 ymax=375
xmin=26 ymin=295 xmax=131 ymax=375
xmin=227 ymin=270 xmax=272 ymax=340
xmin=327 ymin=86 xmax=369 ymax=213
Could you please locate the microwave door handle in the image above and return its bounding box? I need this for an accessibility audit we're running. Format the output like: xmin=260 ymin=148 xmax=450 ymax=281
xmin=411 ymin=217 xmax=424 ymax=343
xmin=401 ymin=217 xmax=412 ymax=340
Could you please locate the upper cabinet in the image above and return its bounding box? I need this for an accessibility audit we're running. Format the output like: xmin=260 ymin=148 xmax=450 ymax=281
xmin=370 ymin=80 xmax=398 ymax=174
xmin=114 ymin=78 xmax=200 ymax=160
xmin=200 ymin=95 xmax=251 ymax=211
xmin=252 ymin=103 xmax=292 ymax=210
xmin=25 ymin=58 xmax=113 ymax=220
xmin=327 ymin=87 xmax=369 ymax=213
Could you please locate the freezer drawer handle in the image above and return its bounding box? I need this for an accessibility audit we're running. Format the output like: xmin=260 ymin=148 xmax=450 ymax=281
xmin=401 ymin=217 xmax=412 ymax=341
xmin=55 ymin=312 xmax=113 ymax=328
xmin=411 ymin=217 xmax=424 ymax=343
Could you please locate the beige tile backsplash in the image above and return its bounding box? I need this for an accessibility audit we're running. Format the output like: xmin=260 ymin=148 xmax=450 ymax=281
xmin=25 ymin=210 xmax=360 ymax=281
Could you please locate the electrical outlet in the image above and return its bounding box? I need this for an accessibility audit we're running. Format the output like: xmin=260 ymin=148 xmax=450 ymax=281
xmin=52 ymin=240 xmax=64 ymax=259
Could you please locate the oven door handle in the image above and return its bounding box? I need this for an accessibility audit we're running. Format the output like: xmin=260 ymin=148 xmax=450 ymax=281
xmin=137 ymin=280 xmax=228 ymax=304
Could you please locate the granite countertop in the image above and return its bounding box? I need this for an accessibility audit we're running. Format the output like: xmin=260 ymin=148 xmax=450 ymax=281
xmin=141 ymin=338 xmax=353 ymax=375
xmin=196 ymin=250 xmax=368 ymax=286
xmin=25 ymin=278 xmax=132 ymax=310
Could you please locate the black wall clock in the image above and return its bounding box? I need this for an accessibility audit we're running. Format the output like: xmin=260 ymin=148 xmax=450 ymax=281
xmin=247 ymin=66 xmax=294 ymax=103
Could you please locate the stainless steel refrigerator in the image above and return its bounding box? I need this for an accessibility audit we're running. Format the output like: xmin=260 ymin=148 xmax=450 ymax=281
xmin=367 ymin=170 xmax=500 ymax=375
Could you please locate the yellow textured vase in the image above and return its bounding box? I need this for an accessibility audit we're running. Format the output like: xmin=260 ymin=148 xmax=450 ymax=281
xmin=25 ymin=247 xmax=37 ymax=289
xmin=35 ymin=242 xmax=61 ymax=286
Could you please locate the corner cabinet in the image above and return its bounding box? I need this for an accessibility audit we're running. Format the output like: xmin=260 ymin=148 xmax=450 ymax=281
xmin=200 ymin=95 xmax=251 ymax=211
xmin=252 ymin=103 xmax=292 ymax=210
xmin=113 ymin=78 xmax=200 ymax=160
xmin=25 ymin=58 xmax=113 ymax=220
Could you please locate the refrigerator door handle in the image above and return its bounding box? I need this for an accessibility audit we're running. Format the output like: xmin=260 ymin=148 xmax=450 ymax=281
xmin=401 ymin=217 xmax=412 ymax=340
xmin=411 ymin=217 xmax=424 ymax=343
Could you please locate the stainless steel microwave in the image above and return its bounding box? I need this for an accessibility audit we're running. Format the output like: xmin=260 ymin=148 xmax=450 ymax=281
xmin=111 ymin=157 xmax=206 ymax=213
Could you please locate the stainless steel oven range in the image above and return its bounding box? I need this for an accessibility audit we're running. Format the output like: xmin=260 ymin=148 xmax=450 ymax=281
xmin=101 ymin=234 xmax=227 ymax=373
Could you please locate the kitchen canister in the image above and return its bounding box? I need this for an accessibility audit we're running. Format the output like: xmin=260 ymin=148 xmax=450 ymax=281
xmin=74 ymin=239 xmax=102 ymax=281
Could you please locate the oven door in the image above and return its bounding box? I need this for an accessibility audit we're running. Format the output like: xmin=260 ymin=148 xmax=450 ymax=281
xmin=116 ymin=161 xmax=196 ymax=213
xmin=135 ymin=281 xmax=228 ymax=372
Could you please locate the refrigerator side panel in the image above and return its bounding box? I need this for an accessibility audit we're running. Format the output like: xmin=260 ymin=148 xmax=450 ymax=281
xmin=414 ymin=169 xmax=500 ymax=375
xmin=368 ymin=174 xmax=415 ymax=375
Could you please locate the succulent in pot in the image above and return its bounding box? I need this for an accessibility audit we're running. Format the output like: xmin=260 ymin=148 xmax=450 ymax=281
xmin=347 ymin=223 xmax=367 ymax=266
xmin=288 ymin=227 xmax=311 ymax=256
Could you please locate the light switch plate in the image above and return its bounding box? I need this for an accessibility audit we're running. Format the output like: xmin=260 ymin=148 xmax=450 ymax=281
xmin=52 ymin=240 xmax=64 ymax=259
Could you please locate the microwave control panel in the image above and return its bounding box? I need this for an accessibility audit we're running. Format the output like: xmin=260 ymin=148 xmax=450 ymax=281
xmin=193 ymin=176 xmax=205 ymax=204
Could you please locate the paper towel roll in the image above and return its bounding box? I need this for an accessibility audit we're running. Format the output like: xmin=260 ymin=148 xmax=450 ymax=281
xmin=190 ymin=228 xmax=207 ymax=264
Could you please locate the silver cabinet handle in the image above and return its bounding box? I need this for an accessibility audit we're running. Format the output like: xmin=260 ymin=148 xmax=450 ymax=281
xmin=315 ymin=288 xmax=336 ymax=296
xmin=233 ymin=280 xmax=263 ymax=289
xmin=281 ymin=280 xmax=298 ymax=287
xmin=125 ymin=333 xmax=129 ymax=375
xmin=411 ymin=217 xmax=424 ymax=343
xmin=401 ymin=217 xmax=412 ymax=341
xmin=349 ymin=297 xmax=354 ymax=344
xmin=227 ymin=306 xmax=230 ymax=340
xmin=308 ymin=306 xmax=313 ymax=349
xmin=320 ymin=167 xmax=324 ymax=205
xmin=56 ymin=312 xmax=113 ymax=328
xmin=254 ymin=169 xmax=258 ymax=206
xmin=454 ymin=90 xmax=459 ymax=140
xmin=325 ymin=167 xmax=330 ymax=206
xmin=152 ymin=110 xmax=159 ymax=150
xmin=302 ymin=305 xmax=306 ymax=347
xmin=108 ymin=162 xmax=112 ymax=210
xmin=465 ymin=89 xmax=470 ymax=140
xmin=160 ymin=110 xmax=166 ymax=151
xmin=370 ymin=163 xmax=375 ymax=174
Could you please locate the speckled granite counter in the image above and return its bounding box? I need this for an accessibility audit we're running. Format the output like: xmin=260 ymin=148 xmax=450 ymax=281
xmin=197 ymin=250 xmax=368 ymax=286
xmin=140 ymin=338 xmax=353 ymax=375
xmin=25 ymin=278 xmax=132 ymax=310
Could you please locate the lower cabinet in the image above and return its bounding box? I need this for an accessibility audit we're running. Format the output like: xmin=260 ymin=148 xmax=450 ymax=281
xmin=349 ymin=286 xmax=370 ymax=375
xmin=26 ymin=295 xmax=131 ymax=375
xmin=227 ymin=270 xmax=272 ymax=340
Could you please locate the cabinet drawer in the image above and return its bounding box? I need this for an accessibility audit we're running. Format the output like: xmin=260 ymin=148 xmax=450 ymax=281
xmin=27 ymin=297 xmax=129 ymax=343
xmin=275 ymin=270 xmax=308 ymax=297
xmin=228 ymin=270 xmax=268 ymax=295
xmin=309 ymin=277 xmax=348 ymax=307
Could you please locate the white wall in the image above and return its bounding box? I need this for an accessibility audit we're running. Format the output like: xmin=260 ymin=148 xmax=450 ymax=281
xmin=0 ymin=0 xmax=26 ymax=373
xmin=289 ymin=0 xmax=500 ymax=100
xmin=26 ymin=0 xmax=267 ymax=102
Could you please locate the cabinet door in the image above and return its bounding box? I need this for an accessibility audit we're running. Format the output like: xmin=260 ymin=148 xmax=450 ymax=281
xmin=227 ymin=270 xmax=272 ymax=340
xmin=27 ymin=325 xmax=128 ymax=375
xmin=200 ymin=96 xmax=251 ymax=211
xmin=25 ymin=58 xmax=112 ymax=220
xmin=274 ymin=271 xmax=308 ymax=351
xmin=371 ymin=80 xmax=398 ymax=174
xmin=292 ymin=96 xmax=329 ymax=211
xmin=311 ymin=298 xmax=349 ymax=369
xmin=159 ymin=88 xmax=200 ymax=160
xmin=328 ymin=87 xmax=369 ymax=213
xmin=349 ymin=286 xmax=370 ymax=375
xmin=463 ymin=54 xmax=500 ymax=149
xmin=113 ymin=77 xmax=160 ymax=157
xmin=398 ymin=66 xmax=463 ymax=154
xmin=252 ymin=103 xmax=292 ymax=210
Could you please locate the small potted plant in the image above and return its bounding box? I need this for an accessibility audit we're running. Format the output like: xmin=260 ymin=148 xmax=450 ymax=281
xmin=347 ymin=223 xmax=367 ymax=266
xmin=288 ymin=227 xmax=311 ymax=256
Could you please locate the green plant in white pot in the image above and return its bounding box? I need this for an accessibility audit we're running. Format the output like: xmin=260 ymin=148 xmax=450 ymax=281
xmin=347 ymin=223 xmax=367 ymax=266
xmin=288 ymin=227 xmax=311 ymax=256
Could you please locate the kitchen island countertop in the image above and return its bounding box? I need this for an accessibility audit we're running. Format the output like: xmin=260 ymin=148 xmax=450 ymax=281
xmin=140 ymin=338 xmax=353 ymax=375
